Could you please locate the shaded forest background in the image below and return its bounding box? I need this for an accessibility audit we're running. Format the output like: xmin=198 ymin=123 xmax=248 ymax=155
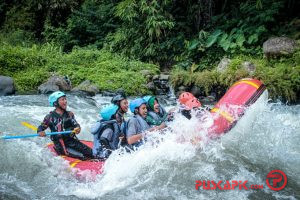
xmin=0 ymin=0 xmax=299 ymax=101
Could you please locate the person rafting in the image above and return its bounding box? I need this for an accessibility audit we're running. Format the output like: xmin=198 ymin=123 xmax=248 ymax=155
xmin=126 ymin=98 xmax=161 ymax=148
xmin=91 ymin=104 xmax=124 ymax=159
xmin=111 ymin=93 xmax=129 ymax=116
xmin=143 ymin=95 xmax=169 ymax=129
xmin=178 ymin=92 xmax=202 ymax=119
xmin=37 ymin=91 xmax=93 ymax=160
xmin=111 ymin=93 xmax=128 ymax=145
xmin=181 ymin=98 xmax=202 ymax=119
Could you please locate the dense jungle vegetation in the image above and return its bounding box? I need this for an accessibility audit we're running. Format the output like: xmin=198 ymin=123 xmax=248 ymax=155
xmin=0 ymin=0 xmax=299 ymax=101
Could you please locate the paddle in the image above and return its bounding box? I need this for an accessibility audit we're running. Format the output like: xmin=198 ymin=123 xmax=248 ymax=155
xmin=0 ymin=122 xmax=74 ymax=140
xmin=1 ymin=131 xmax=73 ymax=140
xmin=21 ymin=122 xmax=38 ymax=131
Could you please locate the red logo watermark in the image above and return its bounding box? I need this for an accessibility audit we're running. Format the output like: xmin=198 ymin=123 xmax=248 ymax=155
xmin=195 ymin=170 xmax=287 ymax=191
xmin=266 ymin=170 xmax=287 ymax=191
xmin=195 ymin=180 xmax=263 ymax=190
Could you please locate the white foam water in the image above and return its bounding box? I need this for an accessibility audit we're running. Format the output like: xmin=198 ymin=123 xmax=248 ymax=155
xmin=0 ymin=92 xmax=299 ymax=199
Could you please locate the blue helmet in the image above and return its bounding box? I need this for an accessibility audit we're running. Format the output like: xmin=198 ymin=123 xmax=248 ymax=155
xmin=143 ymin=95 xmax=153 ymax=103
xmin=100 ymin=104 xmax=119 ymax=120
xmin=129 ymin=98 xmax=146 ymax=113
xmin=49 ymin=91 xmax=66 ymax=107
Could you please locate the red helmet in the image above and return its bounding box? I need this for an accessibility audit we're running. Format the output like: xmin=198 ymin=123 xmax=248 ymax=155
xmin=179 ymin=92 xmax=195 ymax=104
xmin=184 ymin=98 xmax=202 ymax=110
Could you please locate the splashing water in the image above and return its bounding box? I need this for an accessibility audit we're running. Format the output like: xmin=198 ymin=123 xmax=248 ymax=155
xmin=0 ymin=93 xmax=299 ymax=200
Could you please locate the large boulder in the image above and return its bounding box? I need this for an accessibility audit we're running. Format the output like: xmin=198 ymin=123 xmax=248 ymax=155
xmin=72 ymin=80 xmax=99 ymax=96
xmin=152 ymin=74 xmax=170 ymax=95
xmin=263 ymin=37 xmax=298 ymax=57
xmin=0 ymin=76 xmax=15 ymax=96
xmin=146 ymin=81 xmax=155 ymax=91
xmin=38 ymin=75 xmax=71 ymax=94
xmin=217 ymin=58 xmax=231 ymax=72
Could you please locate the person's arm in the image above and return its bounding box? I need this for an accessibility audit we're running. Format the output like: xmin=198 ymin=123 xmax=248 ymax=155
xmin=126 ymin=119 xmax=145 ymax=145
xmin=127 ymin=134 xmax=144 ymax=145
xmin=69 ymin=111 xmax=81 ymax=134
xmin=37 ymin=114 xmax=51 ymax=137
xmin=156 ymin=122 xmax=166 ymax=130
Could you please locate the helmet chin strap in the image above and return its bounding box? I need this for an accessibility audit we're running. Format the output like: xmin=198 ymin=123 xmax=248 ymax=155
xmin=120 ymin=108 xmax=126 ymax=114
xmin=118 ymin=102 xmax=128 ymax=114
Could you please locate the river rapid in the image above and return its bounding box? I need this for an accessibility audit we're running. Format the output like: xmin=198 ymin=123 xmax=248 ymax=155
xmin=0 ymin=93 xmax=299 ymax=200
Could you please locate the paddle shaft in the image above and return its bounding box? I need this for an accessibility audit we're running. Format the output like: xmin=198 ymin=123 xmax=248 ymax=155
xmin=1 ymin=131 xmax=73 ymax=140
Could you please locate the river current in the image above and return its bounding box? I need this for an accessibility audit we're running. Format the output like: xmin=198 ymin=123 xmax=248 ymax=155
xmin=0 ymin=93 xmax=299 ymax=200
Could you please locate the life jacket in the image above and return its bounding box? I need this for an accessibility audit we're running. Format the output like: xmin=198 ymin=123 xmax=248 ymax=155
xmin=125 ymin=115 xmax=150 ymax=148
xmin=90 ymin=119 xmax=122 ymax=157
xmin=146 ymin=106 xmax=168 ymax=126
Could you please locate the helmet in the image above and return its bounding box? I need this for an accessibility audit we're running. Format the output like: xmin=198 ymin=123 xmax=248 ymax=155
xmin=142 ymin=95 xmax=153 ymax=103
xmin=129 ymin=98 xmax=146 ymax=113
xmin=143 ymin=95 xmax=157 ymax=110
xmin=111 ymin=94 xmax=126 ymax=105
xmin=100 ymin=104 xmax=119 ymax=120
xmin=179 ymin=92 xmax=195 ymax=104
xmin=49 ymin=91 xmax=66 ymax=107
xmin=184 ymin=98 xmax=202 ymax=110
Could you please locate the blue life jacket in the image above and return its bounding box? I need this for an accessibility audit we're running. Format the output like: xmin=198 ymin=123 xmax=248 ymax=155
xmin=90 ymin=119 xmax=122 ymax=157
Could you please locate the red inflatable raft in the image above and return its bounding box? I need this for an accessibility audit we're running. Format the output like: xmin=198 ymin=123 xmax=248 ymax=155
xmin=47 ymin=140 xmax=104 ymax=179
xmin=208 ymin=78 xmax=266 ymax=137
xmin=47 ymin=78 xmax=266 ymax=178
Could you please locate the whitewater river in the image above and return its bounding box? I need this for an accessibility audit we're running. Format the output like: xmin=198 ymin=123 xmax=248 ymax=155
xmin=0 ymin=93 xmax=299 ymax=200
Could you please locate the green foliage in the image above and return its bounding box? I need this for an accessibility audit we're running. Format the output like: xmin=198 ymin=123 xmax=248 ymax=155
xmin=171 ymin=49 xmax=300 ymax=102
xmin=1 ymin=0 xmax=82 ymax=38
xmin=206 ymin=0 xmax=284 ymax=54
xmin=177 ymin=0 xmax=289 ymax=69
xmin=2 ymin=0 xmax=299 ymax=68
xmin=0 ymin=43 xmax=159 ymax=95
xmin=43 ymin=0 xmax=119 ymax=51
xmin=1 ymin=0 xmax=300 ymax=102
xmin=0 ymin=30 xmax=35 ymax=46
xmin=105 ymin=0 xmax=179 ymax=63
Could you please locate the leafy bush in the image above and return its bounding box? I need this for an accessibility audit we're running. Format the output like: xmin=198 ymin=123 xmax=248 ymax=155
xmin=43 ymin=0 xmax=119 ymax=51
xmin=205 ymin=0 xmax=284 ymax=54
xmin=171 ymin=49 xmax=300 ymax=102
xmin=0 ymin=43 xmax=159 ymax=95
xmin=177 ymin=0 xmax=287 ymax=69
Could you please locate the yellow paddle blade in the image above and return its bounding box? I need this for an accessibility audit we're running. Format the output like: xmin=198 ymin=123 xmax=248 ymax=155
xmin=21 ymin=122 xmax=38 ymax=131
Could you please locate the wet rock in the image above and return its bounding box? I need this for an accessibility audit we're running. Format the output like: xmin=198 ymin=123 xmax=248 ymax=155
xmin=0 ymin=76 xmax=15 ymax=96
xmin=263 ymin=37 xmax=298 ymax=58
xmin=38 ymin=75 xmax=71 ymax=94
xmin=38 ymin=84 xmax=59 ymax=94
xmin=72 ymin=80 xmax=99 ymax=96
xmin=217 ymin=58 xmax=231 ymax=72
xmin=242 ymin=61 xmax=256 ymax=75
xmin=147 ymin=81 xmax=155 ymax=90
xmin=115 ymin=88 xmax=126 ymax=97
xmin=151 ymin=73 xmax=171 ymax=95
xmin=140 ymin=70 xmax=152 ymax=76
xmin=191 ymin=85 xmax=203 ymax=98
xmin=102 ymin=91 xmax=116 ymax=97
xmin=178 ymin=86 xmax=188 ymax=92
xmin=199 ymin=95 xmax=216 ymax=104
xmin=152 ymin=75 xmax=159 ymax=80
xmin=159 ymin=74 xmax=169 ymax=81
